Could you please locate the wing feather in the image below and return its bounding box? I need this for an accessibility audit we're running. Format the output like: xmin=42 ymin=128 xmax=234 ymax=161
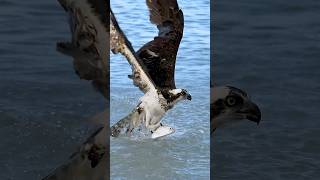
xmin=56 ymin=0 xmax=109 ymax=98
xmin=110 ymin=10 xmax=157 ymax=93
xmin=43 ymin=110 xmax=109 ymax=180
xmin=134 ymin=0 xmax=184 ymax=89
xmin=110 ymin=108 xmax=142 ymax=137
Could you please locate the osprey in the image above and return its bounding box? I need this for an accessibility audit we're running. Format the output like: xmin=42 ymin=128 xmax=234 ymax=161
xmin=211 ymin=85 xmax=261 ymax=133
xmin=43 ymin=110 xmax=109 ymax=180
xmin=110 ymin=0 xmax=191 ymax=137
xmin=43 ymin=0 xmax=109 ymax=179
xmin=56 ymin=0 xmax=109 ymax=98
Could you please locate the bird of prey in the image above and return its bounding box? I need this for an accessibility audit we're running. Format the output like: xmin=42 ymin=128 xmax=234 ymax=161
xmin=110 ymin=0 xmax=192 ymax=137
xmin=56 ymin=0 xmax=109 ymax=99
xmin=211 ymin=85 xmax=261 ymax=133
xmin=43 ymin=110 xmax=109 ymax=180
xmin=43 ymin=0 xmax=109 ymax=179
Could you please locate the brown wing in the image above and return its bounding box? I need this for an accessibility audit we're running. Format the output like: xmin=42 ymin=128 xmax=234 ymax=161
xmin=56 ymin=0 xmax=109 ymax=98
xmin=135 ymin=0 xmax=184 ymax=89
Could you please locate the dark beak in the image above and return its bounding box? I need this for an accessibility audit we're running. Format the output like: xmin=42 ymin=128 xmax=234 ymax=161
xmin=186 ymin=94 xmax=192 ymax=100
xmin=239 ymin=101 xmax=261 ymax=124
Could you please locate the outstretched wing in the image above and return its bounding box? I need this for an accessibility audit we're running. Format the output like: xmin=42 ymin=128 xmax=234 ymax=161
xmin=56 ymin=0 xmax=109 ymax=98
xmin=110 ymin=10 xmax=157 ymax=93
xmin=110 ymin=108 xmax=142 ymax=137
xmin=135 ymin=0 xmax=184 ymax=89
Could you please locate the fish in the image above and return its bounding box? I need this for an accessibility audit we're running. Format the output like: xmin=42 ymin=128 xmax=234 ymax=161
xmin=151 ymin=125 xmax=175 ymax=139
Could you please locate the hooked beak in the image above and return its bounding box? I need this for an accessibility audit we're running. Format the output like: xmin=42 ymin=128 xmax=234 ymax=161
xmin=238 ymin=101 xmax=261 ymax=125
xmin=186 ymin=94 xmax=192 ymax=100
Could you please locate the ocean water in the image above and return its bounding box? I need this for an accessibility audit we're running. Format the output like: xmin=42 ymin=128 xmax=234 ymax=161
xmin=2 ymin=0 xmax=317 ymax=180
xmin=110 ymin=0 xmax=210 ymax=179
xmin=212 ymin=0 xmax=320 ymax=179
xmin=0 ymin=0 xmax=106 ymax=179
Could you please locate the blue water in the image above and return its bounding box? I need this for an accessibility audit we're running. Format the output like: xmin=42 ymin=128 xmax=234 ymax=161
xmin=110 ymin=0 xmax=210 ymax=179
xmin=0 ymin=1 xmax=106 ymax=179
xmin=1 ymin=0 xmax=317 ymax=179
xmin=212 ymin=0 xmax=320 ymax=179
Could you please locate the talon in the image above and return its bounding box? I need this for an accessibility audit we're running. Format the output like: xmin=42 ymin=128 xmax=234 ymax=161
xmin=160 ymin=123 xmax=163 ymax=126
xmin=137 ymin=107 xmax=143 ymax=113
xmin=151 ymin=130 xmax=153 ymax=134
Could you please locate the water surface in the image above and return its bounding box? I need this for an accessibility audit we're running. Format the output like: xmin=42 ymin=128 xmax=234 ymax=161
xmin=111 ymin=0 xmax=210 ymax=179
xmin=0 ymin=1 xmax=105 ymax=179
xmin=212 ymin=0 xmax=320 ymax=179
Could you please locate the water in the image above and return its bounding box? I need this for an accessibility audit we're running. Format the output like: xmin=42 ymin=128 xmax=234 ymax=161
xmin=212 ymin=0 xmax=320 ymax=179
xmin=2 ymin=0 xmax=317 ymax=179
xmin=0 ymin=1 xmax=106 ymax=179
xmin=110 ymin=0 xmax=210 ymax=179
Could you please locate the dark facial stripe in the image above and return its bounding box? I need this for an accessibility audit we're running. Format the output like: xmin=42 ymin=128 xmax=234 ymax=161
xmin=211 ymin=99 xmax=225 ymax=119
xmin=227 ymin=86 xmax=248 ymax=97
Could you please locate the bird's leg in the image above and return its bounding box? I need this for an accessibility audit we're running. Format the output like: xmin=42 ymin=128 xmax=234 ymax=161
xmin=146 ymin=120 xmax=162 ymax=132
xmin=144 ymin=111 xmax=151 ymax=130
xmin=144 ymin=111 xmax=162 ymax=132
xmin=131 ymin=106 xmax=144 ymax=127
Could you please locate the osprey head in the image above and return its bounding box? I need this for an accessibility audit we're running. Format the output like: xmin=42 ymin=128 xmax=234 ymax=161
xmin=211 ymin=86 xmax=261 ymax=131
xmin=165 ymin=88 xmax=192 ymax=106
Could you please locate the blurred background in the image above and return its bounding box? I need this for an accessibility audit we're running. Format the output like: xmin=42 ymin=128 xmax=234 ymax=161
xmin=212 ymin=0 xmax=320 ymax=179
xmin=0 ymin=1 xmax=106 ymax=179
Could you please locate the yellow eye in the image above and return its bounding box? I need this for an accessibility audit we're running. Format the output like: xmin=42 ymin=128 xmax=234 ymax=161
xmin=226 ymin=96 xmax=237 ymax=106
